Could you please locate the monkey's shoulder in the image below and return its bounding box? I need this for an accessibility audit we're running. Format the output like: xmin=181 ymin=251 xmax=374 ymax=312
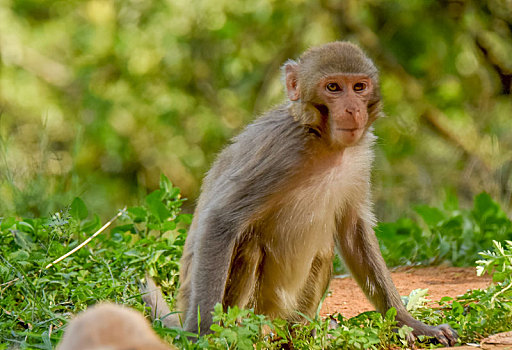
xmin=198 ymin=107 xmax=308 ymax=208
xmin=210 ymin=106 xmax=306 ymax=176
xmin=235 ymin=105 xmax=306 ymax=148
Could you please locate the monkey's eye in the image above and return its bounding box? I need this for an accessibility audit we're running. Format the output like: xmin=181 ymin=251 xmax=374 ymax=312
xmin=353 ymin=82 xmax=367 ymax=92
xmin=326 ymin=83 xmax=341 ymax=92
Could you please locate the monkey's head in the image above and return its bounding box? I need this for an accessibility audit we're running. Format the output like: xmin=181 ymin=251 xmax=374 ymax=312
xmin=284 ymin=41 xmax=383 ymax=148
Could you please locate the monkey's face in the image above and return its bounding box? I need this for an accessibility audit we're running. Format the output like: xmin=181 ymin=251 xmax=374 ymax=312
xmin=312 ymin=73 xmax=373 ymax=148
xmin=284 ymin=42 xmax=381 ymax=149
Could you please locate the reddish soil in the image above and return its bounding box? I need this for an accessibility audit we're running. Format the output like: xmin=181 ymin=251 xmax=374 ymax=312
xmin=320 ymin=266 xmax=492 ymax=318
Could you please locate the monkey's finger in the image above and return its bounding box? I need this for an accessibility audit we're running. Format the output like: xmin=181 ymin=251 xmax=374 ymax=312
xmin=436 ymin=324 xmax=458 ymax=347
xmin=406 ymin=332 xmax=416 ymax=346
xmin=435 ymin=332 xmax=450 ymax=347
xmin=444 ymin=328 xmax=458 ymax=346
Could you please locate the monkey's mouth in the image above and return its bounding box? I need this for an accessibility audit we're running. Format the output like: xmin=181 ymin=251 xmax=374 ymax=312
xmin=337 ymin=128 xmax=360 ymax=132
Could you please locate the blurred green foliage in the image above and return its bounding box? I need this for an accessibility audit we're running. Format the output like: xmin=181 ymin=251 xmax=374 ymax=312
xmin=0 ymin=0 xmax=511 ymax=217
xmin=376 ymin=192 xmax=512 ymax=267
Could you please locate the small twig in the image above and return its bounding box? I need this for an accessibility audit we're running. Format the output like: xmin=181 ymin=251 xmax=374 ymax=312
xmin=491 ymin=280 xmax=512 ymax=305
xmin=45 ymin=207 xmax=126 ymax=269
xmin=48 ymin=324 xmax=53 ymax=338
xmin=1 ymin=208 xmax=126 ymax=292
xmin=0 ymin=277 xmax=19 ymax=290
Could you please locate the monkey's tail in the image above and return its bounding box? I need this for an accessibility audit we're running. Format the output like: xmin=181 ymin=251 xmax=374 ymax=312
xmin=140 ymin=274 xmax=181 ymax=328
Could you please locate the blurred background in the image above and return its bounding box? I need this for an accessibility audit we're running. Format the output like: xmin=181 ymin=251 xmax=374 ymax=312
xmin=0 ymin=0 xmax=511 ymax=220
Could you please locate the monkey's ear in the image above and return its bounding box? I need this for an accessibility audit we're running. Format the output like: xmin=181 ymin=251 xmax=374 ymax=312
xmin=284 ymin=60 xmax=300 ymax=101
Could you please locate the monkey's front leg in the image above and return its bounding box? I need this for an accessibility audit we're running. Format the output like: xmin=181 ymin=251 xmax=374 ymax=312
xmin=335 ymin=211 xmax=458 ymax=346
xmin=184 ymin=220 xmax=237 ymax=335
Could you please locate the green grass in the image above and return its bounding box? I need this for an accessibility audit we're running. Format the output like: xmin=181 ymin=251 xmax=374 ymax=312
xmin=1 ymin=177 xmax=511 ymax=349
xmin=376 ymin=192 xmax=512 ymax=267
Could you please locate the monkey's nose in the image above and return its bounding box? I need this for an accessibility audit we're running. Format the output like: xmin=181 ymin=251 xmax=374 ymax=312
xmin=345 ymin=107 xmax=359 ymax=116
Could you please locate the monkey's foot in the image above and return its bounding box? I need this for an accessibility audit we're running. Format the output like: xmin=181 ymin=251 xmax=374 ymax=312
xmin=412 ymin=323 xmax=458 ymax=347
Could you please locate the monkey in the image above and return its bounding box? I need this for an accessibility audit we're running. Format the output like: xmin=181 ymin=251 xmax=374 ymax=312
xmin=143 ymin=41 xmax=458 ymax=346
xmin=57 ymin=303 xmax=173 ymax=350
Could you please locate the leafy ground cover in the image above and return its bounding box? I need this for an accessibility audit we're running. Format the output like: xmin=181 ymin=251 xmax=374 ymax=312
xmin=321 ymin=266 xmax=492 ymax=319
xmin=1 ymin=178 xmax=511 ymax=349
xmin=376 ymin=192 xmax=512 ymax=267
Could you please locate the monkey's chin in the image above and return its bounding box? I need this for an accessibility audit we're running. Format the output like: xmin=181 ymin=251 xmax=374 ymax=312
xmin=334 ymin=128 xmax=364 ymax=147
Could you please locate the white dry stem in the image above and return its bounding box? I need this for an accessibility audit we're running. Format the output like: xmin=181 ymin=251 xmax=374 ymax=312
xmin=0 ymin=208 xmax=126 ymax=290
xmin=45 ymin=207 xmax=126 ymax=269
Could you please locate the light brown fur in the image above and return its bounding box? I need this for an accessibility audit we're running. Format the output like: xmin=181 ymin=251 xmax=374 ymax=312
xmin=143 ymin=42 xmax=458 ymax=346
xmin=57 ymin=303 xmax=173 ymax=350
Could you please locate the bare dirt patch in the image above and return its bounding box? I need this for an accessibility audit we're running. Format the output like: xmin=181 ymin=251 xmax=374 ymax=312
xmin=320 ymin=266 xmax=492 ymax=318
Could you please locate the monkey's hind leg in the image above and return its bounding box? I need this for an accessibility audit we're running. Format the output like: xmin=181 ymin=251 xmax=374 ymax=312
xmin=141 ymin=275 xmax=182 ymax=328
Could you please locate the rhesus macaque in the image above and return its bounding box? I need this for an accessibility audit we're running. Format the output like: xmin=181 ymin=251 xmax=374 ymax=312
xmin=144 ymin=41 xmax=458 ymax=346
xmin=57 ymin=303 xmax=172 ymax=350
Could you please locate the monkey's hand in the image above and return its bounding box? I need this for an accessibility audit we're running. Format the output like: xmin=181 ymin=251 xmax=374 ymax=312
xmin=407 ymin=320 xmax=458 ymax=347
